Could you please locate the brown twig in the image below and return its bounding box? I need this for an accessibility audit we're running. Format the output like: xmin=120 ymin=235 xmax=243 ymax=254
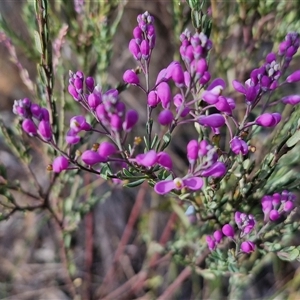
xmin=96 ymin=182 xmax=148 ymax=297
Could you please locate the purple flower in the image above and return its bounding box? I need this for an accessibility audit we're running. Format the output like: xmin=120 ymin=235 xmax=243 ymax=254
xmin=123 ymin=110 xmax=139 ymax=131
xmin=129 ymin=39 xmax=141 ymax=60
xmin=213 ymin=230 xmax=223 ymax=243
xmin=198 ymin=114 xmax=225 ymax=128
xmin=222 ymin=224 xmax=234 ymax=238
xmin=52 ymin=156 xmax=69 ymax=173
xmin=110 ymin=115 xmax=123 ymax=131
xmin=81 ymin=150 xmax=106 ymax=165
xmin=38 ymin=120 xmax=52 ymax=141
xmin=215 ymin=96 xmax=235 ymax=115
xmin=232 ymin=79 xmax=260 ymax=103
xmin=235 ymin=212 xmax=256 ymax=235
xmin=284 ymin=200 xmax=295 ymax=212
xmin=136 ymin=150 xmax=157 ymax=167
xmin=187 ymin=140 xmax=199 ymax=164
xmin=286 ymin=70 xmax=300 ymax=83
xmin=281 ymin=95 xmax=300 ymax=105
xmin=70 ymin=116 xmax=91 ymax=133
xmin=154 ymin=176 xmax=203 ymax=195
xmin=22 ymin=119 xmax=37 ymax=135
xmin=88 ymin=93 xmax=102 ymax=109
xmin=157 ymin=152 xmax=173 ymax=170
xmin=123 ymin=69 xmax=140 ymax=85
xmin=200 ymin=161 xmax=226 ymax=178
xmin=157 ymin=82 xmax=171 ymax=109
xmin=206 ymin=236 xmax=216 ymax=251
xmin=240 ymin=241 xmax=255 ymax=253
xmin=255 ymin=113 xmax=281 ymax=127
xmin=30 ymin=104 xmax=42 ymax=120
xmin=147 ymin=91 xmax=159 ymax=107
xmin=68 ymin=85 xmax=80 ymax=100
xmin=269 ymin=209 xmax=280 ymax=221
xmin=85 ymin=77 xmax=95 ymax=92
xmin=140 ymin=40 xmax=150 ymax=59
xmin=168 ymin=62 xmax=185 ymax=87
xmin=98 ymin=142 xmax=116 ymax=158
xmin=66 ymin=129 xmax=80 ymax=144
xmin=230 ymin=137 xmax=248 ymax=155
xmin=158 ymin=109 xmax=173 ymax=126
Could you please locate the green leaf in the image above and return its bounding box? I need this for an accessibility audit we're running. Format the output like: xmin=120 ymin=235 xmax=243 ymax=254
xmin=277 ymin=248 xmax=300 ymax=261
xmin=286 ymin=130 xmax=300 ymax=147
xmin=34 ymin=30 xmax=43 ymax=54
xmin=124 ymin=178 xmax=145 ymax=188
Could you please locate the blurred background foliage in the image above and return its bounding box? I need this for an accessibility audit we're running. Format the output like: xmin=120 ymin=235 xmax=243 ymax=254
xmin=0 ymin=0 xmax=299 ymax=299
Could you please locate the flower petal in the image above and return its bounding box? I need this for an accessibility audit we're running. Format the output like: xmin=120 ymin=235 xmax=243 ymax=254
xmin=154 ymin=180 xmax=175 ymax=195
xmin=183 ymin=177 xmax=203 ymax=190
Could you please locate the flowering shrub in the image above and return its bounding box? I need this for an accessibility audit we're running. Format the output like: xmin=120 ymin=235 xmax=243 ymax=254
xmin=2 ymin=0 xmax=300 ymax=298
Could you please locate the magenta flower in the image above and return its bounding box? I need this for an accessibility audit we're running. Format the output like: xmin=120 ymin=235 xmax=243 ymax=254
xmin=157 ymin=152 xmax=173 ymax=170
xmin=281 ymin=95 xmax=300 ymax=105
xmin=240 ymin=241 xmax=255 ymax=253
xmin=157 ymin=82 xmax=171 ymax=109
xmin=232 ymin=79 xmax=260 ymax=103
xmin=147 ymin=91 xmax=159 ymax=107
xmin=230 ymin=137 xmax=248 ymax=155
xmin=255 ymin=112 xmax=281 ymax=127
xmin=269 ymin=209 xmax=280 ymax=221
xmin=140 ymin=40 xmax=150 ymax=59
xmin=110 ymin=115 xmax=123 ymax=131
xmin=52 ymin=156 xmax=69 ymax=173
xmin=213 ymin=230 xmax=223 ymax=243
xmin=222 ymin=224 xmax=234 ymax=238
xmin=88 ymin=93 xmax=102 ymax=109
xmin=81 ymin=150 xmax=106 ymax=166
xmin=206 ymin=236 xmax=216 ymax=251
xmin=66 ymin=129 xmax=80 ymax=144
xmin=85 ymin=77 xmax=95 ymax=92
xmin=235 ymin=212 xmax=256 ymax=235
xmin=38 ymin=120 xmax=52 ymax=141
xmin=22 ymin=119 xmax=37 ymax=136
xmin=136 ymin=150 xmax=157 ymax=167
xmin=286 ymin=70 xmax=300 ymax=83
xmin=98 ymin=142 xmax=116 ymax=158
xmin=187 ymin=140 xmax=199 ymax=164
xmin=200 ymin=161 xmax=226 ymax=178
xmin=167 ymin=62 xmax=185 ymax=87
xmin=129 ymin=39 xmax=141 ymax=60
xmin=198 ymin=114 xmax=225 ymax=128
xmin=70 ymin=116 xmax=92 ymax=133
xmin=30 ymin=104 xmax=42 ymax=120
xmin=158 ymin=109 xmax=173 ymax=126
xmin=123 ymin=69 xmax=140 ymax=85
xmin=215 ymin=96 xmax=235 ymax=115
xmin=154 ymin=176 xmax=203 ymax=195
xmin=123 ymin=110 xmax=139 ymax=131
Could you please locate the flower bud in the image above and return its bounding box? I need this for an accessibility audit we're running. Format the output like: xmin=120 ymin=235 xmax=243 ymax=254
xmin=52 ymin=156 xmax=69 ymax=173
xmin=85 ymin=77 xmax=95 ymax=92
xmin=129 ymin=39 xmax=141 ymax=60
xmin=282 ymin=95 xmax=300 ymax=105
xmin=213 ymin=230 xmax=223 ymax=243
xmin=222 ymin=224 xmax=234 ymax=238
xmin=286 ymin=70 xmax=300 ymax=83
xmin=269 ymin=209 xmax=280 ymax=221
xmin=157 ymin=82 xmax=171 ymax=109
xmin=240 ymin=241 xmax=255 ymax=253
xmin=187 ymin=140 xmax=199 ymax=164
xmin=255 ymin=113 xmax=281 ymax=127
xmin=81 ymin=150 xmax=106 ymax=165
xmin=38 ymin=120 xmax=52 ymax=141
xmin=158 ymin=109 xmax=173 ymax=126
xmin=22 ymin=119 xmax=37 ymax=135
xmin=123 ymin=110 xmax=139 ymax=131
xmin=147 ymin=91 xmax=159 ymax=107
xmin=98 ymin=141 xmax=116 ymax=158
xmin=206 ymin=236 xmax=216 ymax=250
xmin=230 ymin=137 xmax=248 ymax=155
xmin=198 ymin=114 xmax=225 ymax=128
xmin=200 ymin=161 xmax=226 ymax=178
xmin=140 ymin=40 xmax=150 ymax=59
xmin=123 ymin=69 xmax=140 ymax=85
xmin=88 ymin=93 xmax=102 ymax=109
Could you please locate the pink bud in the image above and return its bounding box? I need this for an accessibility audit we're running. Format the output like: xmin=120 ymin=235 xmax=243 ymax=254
xmin=81 ymin=150 xmax=106 ymax=165
xmin=158 ymin=109 xmax=173 ymax=126
xmin=129 ymin=39 xmax=141 ymax=60
xmin=269 ymin=209 xmax=280 ymax=221
xmin=98 ymin=142 xmax=116 ymax=158
xmin=123 ymin=70 xmax=140 ymax=85
xmin=157 ymin=82 xmax=171 ymax=109
xmin=38 ymin=120 xmax=52 ymax=141
xmin=198 ymin=114 xmax=225 ymax=128
xmin=147 ymin=91 xmax=159 ymax=107
xmin=222 ymin=224 xmax=235 ymax=238
xmin=286 ymin=70 xmax=300 ymax=83
xmin=22 ymin=119 xmax=37 ymax=135
xmin=85 ymin=77 xmax=95 ymax=92
xmin=240 ymin=241 xmax=255 ymax=253
xmin=123 ymin=110 xmax=138 ymax=131
xmin=281 ymin=95 xmax=300 ymax=105
xmin=110 ymin=114 xmax=122 ymax=131
xmin=213 ymin=230 xmax=223 ymax=243
xmin=187 ymin=140 xmax=199 ymax=164
xmin=140 ymin=40 xmax=150 ymax=59
xmin=206 ymin=236 xmax=216 ymax=250
xmin=256 ymin=113 xmax=281 ymax=127
xmin=52 ymin=156 xmax=69 ymax=173
xmin=88 ymin=93 xmax=102 ymax=109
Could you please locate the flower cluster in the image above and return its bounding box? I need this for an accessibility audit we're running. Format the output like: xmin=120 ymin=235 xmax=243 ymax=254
xmin=206 ymin=212 xmax=256 ymax=254
xmin=13 ymin=98 xmax=52 ymax=141
xmin=261 ymin=191 xmax=296 ymax=222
